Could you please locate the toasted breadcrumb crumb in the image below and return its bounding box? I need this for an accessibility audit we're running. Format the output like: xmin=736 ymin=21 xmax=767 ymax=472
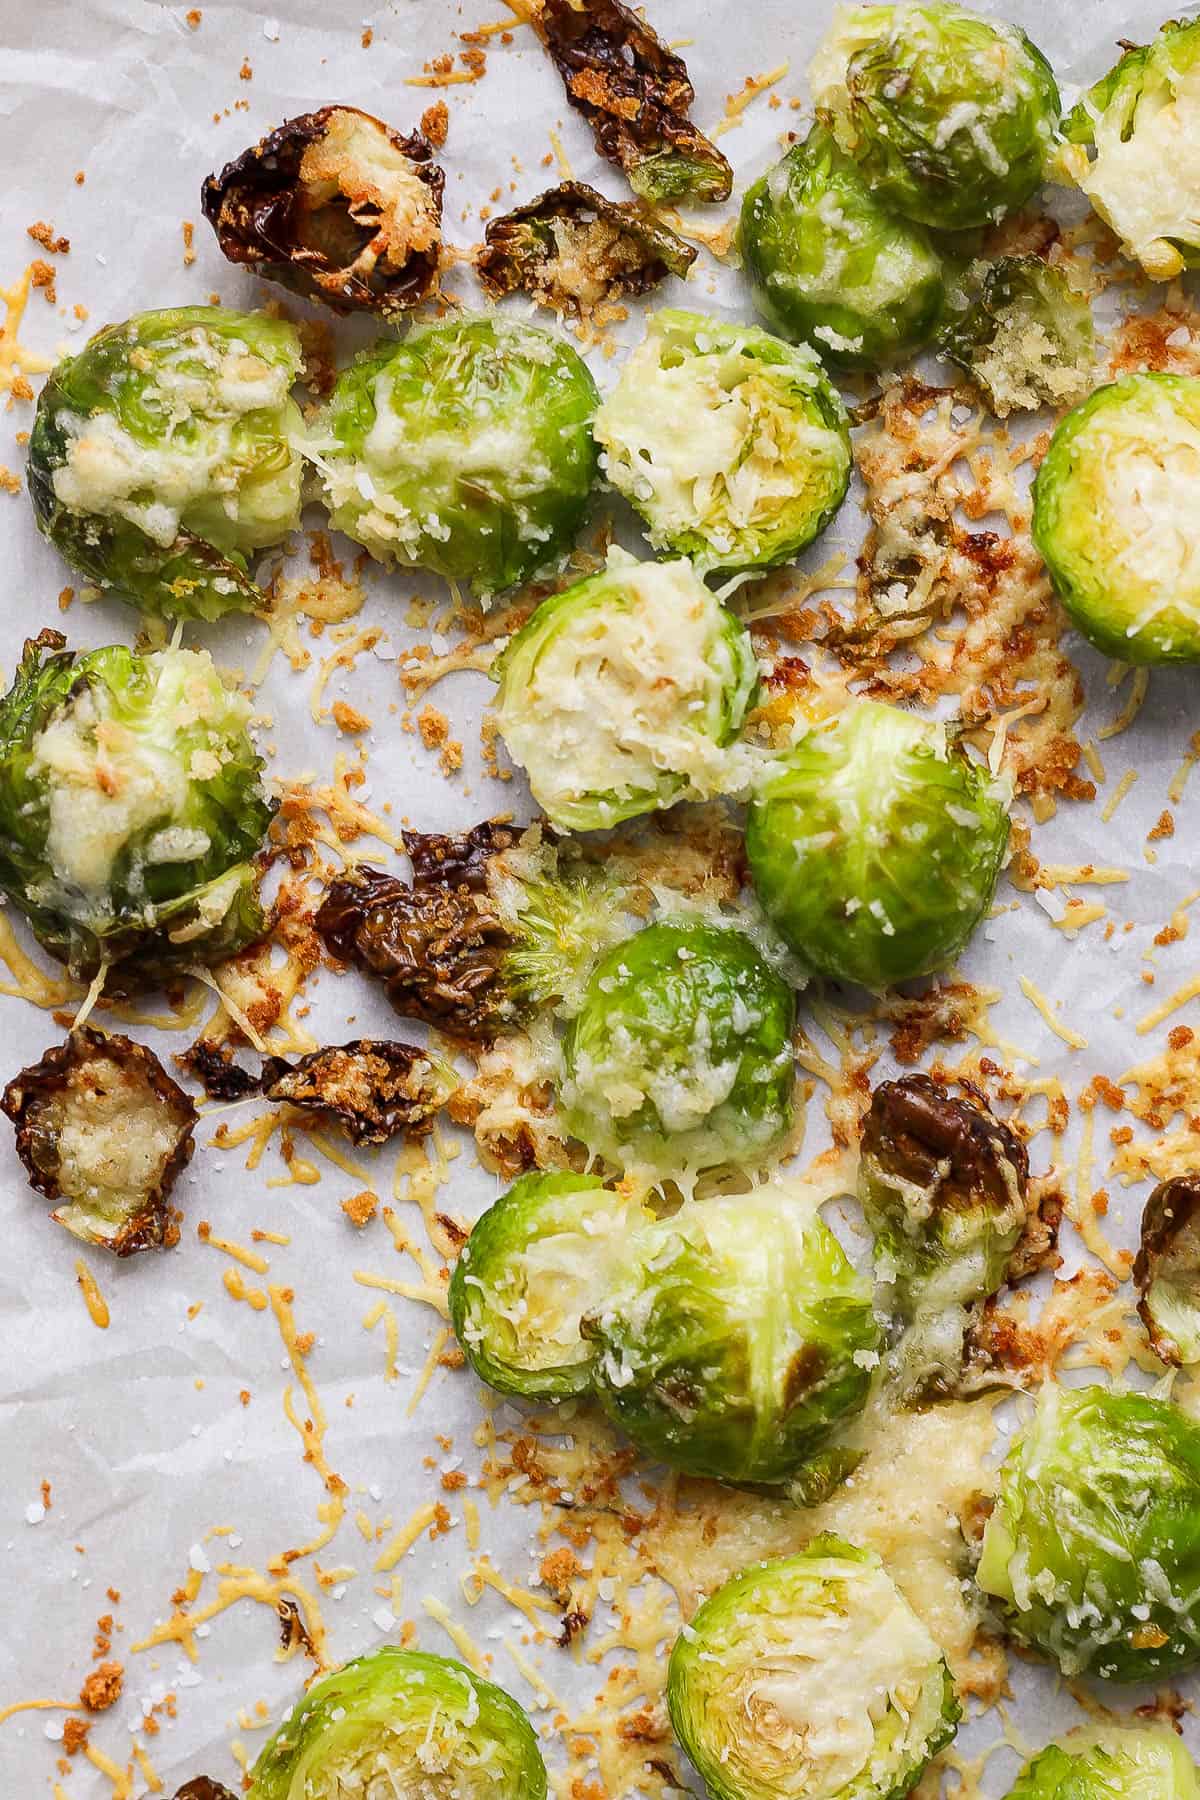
xmin=342 ymin=1189 xmax=379 ymax=1229
xmin=27 ymin=222 xmax=69 ymax=254
xmin=79 ymin=1664 xmax=122 ymax=1713
xmin=421 ymin=101 xmax=450 ymax=148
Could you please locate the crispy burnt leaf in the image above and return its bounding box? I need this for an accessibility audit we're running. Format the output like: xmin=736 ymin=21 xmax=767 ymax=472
xmin=2 ymin=1028 xmax=197 ymax=1256
xmin=477 ymin=182 xmax=696 ymax=313
xmin=261 ymin=1040 xmax=458 ymax=1145
xmin=202 ymin=105 xmax=444 ymax=316
xmin=175 ymin=1039 xmax=262 ymax=1102
xmin=1135 ymin=1176 xmax=1200 ymax=1367
xmin=174 ymin=1784 xmax=240 ymax=1800
xmin=404 ymin=822 xmax=521 ymax=890
xmin=536 ymin=0 xmax=732 ymax=204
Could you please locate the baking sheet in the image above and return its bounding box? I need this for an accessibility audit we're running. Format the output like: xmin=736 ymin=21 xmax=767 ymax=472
xmin=2 ymin=0 xmax=1199 ymax=1790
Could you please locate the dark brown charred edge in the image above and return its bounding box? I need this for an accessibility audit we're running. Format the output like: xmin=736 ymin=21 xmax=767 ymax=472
xmin=276 ymin=1596 xmax=318 ymax=1662
xmin=862 ymin=1072 xmax=1030 ymax=1220
xmin=1 ymin=1028 xmax=197 ymax=1256
xmin=261 ymin=1040 xmax=452 ymax=1146
xmin=201 ymin=105 xmax=445 ymax=317
xmin=1134 ymin=1175 xmax=1200 ymax=1366
xmin=476 ymin=181 xmax=697 ymax=314
xmin=175 ymin=1039 xmax=262 ymax=1102
xmin=558 ymin=1605 xmax=589 ymax=1648
xmin=403 ymin=821 xmax=521 ymax=891
xmin=173 ymin=1781 xmax=240 ymax=1800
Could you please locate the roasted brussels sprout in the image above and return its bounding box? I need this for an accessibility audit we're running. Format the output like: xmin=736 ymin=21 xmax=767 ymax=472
xmin=668 ymin=1538 xmax=958 ymax=1800
xmin=810 ymin=2 xmax=1061 ymax=232
xmin=28 ymin=307 xmax=304 ymax=621
xmin=202 ymin=105 xmax=444 ymax=315
xmin=493 ymin=553 xmax=757 ymax=832
xmin=477 ymin=181 xmax=696 ymax=315
xmin=594 ymin=310 xmax=851 ymax=574
xmin=247 ymin=1647 xmax=547 ymax=1799
xmin=561 ymin=918 xmax=796 ymax=1175
xmin=535 ymin=0 xmax=732 ymax=204
xmin=1061 ymin=18 xmax=1200 ymax=282
xmin=977 ymin=1383 xmax=1200 ymax=1681
xmin=938 ymin=256 xmax=1094 ymax=417
xmin=1033 ymin=373 xmax=1200 ymax=664
xmin=739 ymin=125 xmax=947 ymax=371
xmin=174 ymin=1783 xmax=239 ymax=1800
xmin=1006 ymin=1723 xmax=1200 ymax=1799
xmin=3 ymin=1028 xmax=197 ymax=1255
xmin=586 ymin=1186 xmax=879 ymax=1483
xmin=746 ymin=701 xmax=1010 ymax=991
xmin=304 ymin=316 xmax=598 ymax=600
xmin=0 ymin=632 xmax=275 ymax=983
xmin=1135 ymin=1176 xmax=1200 ymax=1367
xmin=261 ymin=1040 xmax=458 ymax=1145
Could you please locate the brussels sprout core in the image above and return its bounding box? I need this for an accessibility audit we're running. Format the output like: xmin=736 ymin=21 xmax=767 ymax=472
xmin=595 ymin=310 xmax=851 ymax=573
xmin=1135 ymin=1176 xmax=1200 ymax=1367
xmin=1007 ymin=1722 xmax=1200 ymax=1799
xmin=746 ymin=701 xmax=1010 ymax=990
xmin=668 ymin=1539 xmax=959 ymax=1800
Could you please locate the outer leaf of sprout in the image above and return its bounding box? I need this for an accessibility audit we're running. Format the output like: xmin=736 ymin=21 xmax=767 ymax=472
xmin=1005 ymin=1722 xmax=1200 ymax=1798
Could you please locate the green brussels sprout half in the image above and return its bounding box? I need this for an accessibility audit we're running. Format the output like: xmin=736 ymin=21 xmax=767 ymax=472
xmin=586 ymin=1188 xmax=879 ymax=1484
xmin=1135 ymin=1175 xmax=1200 ymax=1367
xmin=1061 ymin=18 xmax=1200 ymax=282
xmin=668 ymin=1537 xmax=959 ymax=1800
xmin=1033 ymin=373 xmax=1200 ymax=665
xmin=594 ymin=309 xmax=851 ymax=573
xmin=0 ymin=630 xmax=275 ymax=984
xmin=248 ymin=1647 xmax=547 ymax=1800
xmin=810 ymin=2 xmax=1061 ymax=232
xmin=560 ymin=918 xmax=796 ymax=1175
xmin=448 ymin=1172 xmax=640 ymax=1399
xmin=304 ymin=315 xmax=599 ymax=601
xmin=739 ymin=125 xmax=947 ymax=372
xmin=746 ymin=701 xmax=1010 ymax=991
xmin=493 ymin=553 xmax=758 ymax=832
xmin=28 ymin=307 xmax=304 ymax=621
xmin=1006 ymin=1722 xmax=1200 ymax=1799
xmin=977 ymin=1383 xmax=1200 ymax=1681
xmin=938 ymin=256 xmax=1094 ymax=418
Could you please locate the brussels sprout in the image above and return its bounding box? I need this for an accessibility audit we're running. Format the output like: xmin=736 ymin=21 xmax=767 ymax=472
xmin=260 ymin=1040 xmax=459 ymax=1145
xmin=938 ymin=256 xmax=1094 ymax=417
xmin=248 ymin=1647 xmax=547 ymax=1800
xmin=739 ymin=125 xmax=947 ymax=372
xmin=586 ymin=1187 xmax=879 ymax=1483
xmin=746 ymin=701 xmax=1010 ymax=991
xmin=493 ymin=554 xmax=758 ymax=832
xmin=668 ymin=1537 xmax=959 ymax=1800
xmin=560 ymin=918 xmax=796 ymax=1175
xmin=0 ymin=631 xmax=275 ymax=984
xmin=810 ymin=2 xmax=1061 ymax=232
xmin=977 ymin=1383 xmax=1200 ymax=1681
xmin=1060 ymin=19 xmax=1200 ymax=282
xmin=1033 ymin=373 xmax=1200 ymax=664
xmin=449 ymin=1172 xmax=640 ymax=1399
xmin=1135 ymin=1176 xmax=1200 ymax=1367
xmin=174 ymin=1783 xmax=239 ymax=1800
xmin=28 ymin=307 xmax=304 ymax=621
xmin=477 ymin=181 xmax=696 ymax=315
xmin=303 ymin=316 xmax=598 ymax=601
xmin=594 ymin=310 xmax=851 ymax=574
xmin=1006 ymin=1722 xmax=1200 ymax=1799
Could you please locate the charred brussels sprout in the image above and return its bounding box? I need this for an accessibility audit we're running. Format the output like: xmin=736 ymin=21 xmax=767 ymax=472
xmin=1006 ymin=1723 xmax=1200 ymax=1799
xmin=449 ymin=1172 xmax=638 ymax=1399
xmin=3 ymin=1028 xmax=197 ymax=1255
xmin=668 ymin=1538 xmax=958 ymax=1800
xmin=202 ymin=105 xmax=444 ymax=316
xmin=1061 ymin=19 xmax=1200 ymax=282
xmin=0 ymin=632 xmax=275 ymax=983
xmin=938 ymin=257 xmax=1094 ymax=417
xmin=1135 ymin=1176 xmax=1200 ymax=1367
xmin=561 ymin=918 xmax=796 ymax=1175
xmin=811 ymin=2 xmax=1060 ymax=232
xmin=261 ymin=1041 xmax=458 ymax=1145
xmin=174 ymin=1784 xmax=240 ymax=1800
xmin=586 ymin=1187 xmax=879 ymax=1483
xmin=493 ymin=554 xmax=758 ymax=831
xmin=739 ymin=125 xmax=947 ymax=371
xmin=304 ymin=316 xmax=598 ymax=600
xmin=977 ymin=1384 xmax=1200 ymax=1681
xmin=477 ymin=181 xmax=696 ymax=315
xmin=248 ymin=1647 xmax=547 ymax=1799
xmin=28 ymin=307 xmax=303 ymax=621
xmin=595 ymin=309 xmax=851 ymax=574
xmin=1033 ymin=373 xmax=1200 ymax=664
xmin=746 ymin=701 xmax=1009 ymax=990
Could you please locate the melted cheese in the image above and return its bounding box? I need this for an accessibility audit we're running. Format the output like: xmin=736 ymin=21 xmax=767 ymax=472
xmin=299 ymin=108 xmax=439 ymax=267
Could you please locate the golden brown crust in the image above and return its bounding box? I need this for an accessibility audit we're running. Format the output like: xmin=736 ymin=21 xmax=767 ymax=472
xmin=477 ymin=181 xmax=696 ymax=314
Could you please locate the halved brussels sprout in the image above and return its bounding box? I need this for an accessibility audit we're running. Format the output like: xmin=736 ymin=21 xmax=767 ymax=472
xmin=739 ymin=125 xmax=947 ymax=372
xmin=1006 ymin=1723 xmax=1200 ymax=1799
xmin=493 ymin=553 xmax=758 ymax=832
xmin=0 ymin=631 xmax=275 ymax=984
xmin=977 ymin=1383 xmax=1200 ymax=1681
xmin=668 ymin=1538 xmax=959 ymax=1800
xmin=303 ymin=316 xmax=598 ymax=601
xmin=1135 ymin=1176 xmax=1200 ymax=1367
xmin=477 ymin=181 xmax=696 ymax=315
xmin=746 ymin=701 xmax=1010 ymax=991
xmin=586 ymin=1187 xmax=879 ymax=1484
xmin=1033 ymin=373 xmax=1200 ymax=664
xmin=449 ymin=1172 xmax=640 ymax=1399
xmin=27 ymin=307 xmax=304 ymax=621
xmin=248 ymin=1647 xmax=547 ymax=1800
xmin=810 ymin=2 xmax=1061 ymax=232
xmin=594 ymin=310 xmax=851 ymax=574
xmin=560 ymin=918 xmax=796 ymax=1175
xmin=1060 ymin=18 xmax=1200 ymax=282
xmin=938 ymin=256 xmax=1094 ymax=417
